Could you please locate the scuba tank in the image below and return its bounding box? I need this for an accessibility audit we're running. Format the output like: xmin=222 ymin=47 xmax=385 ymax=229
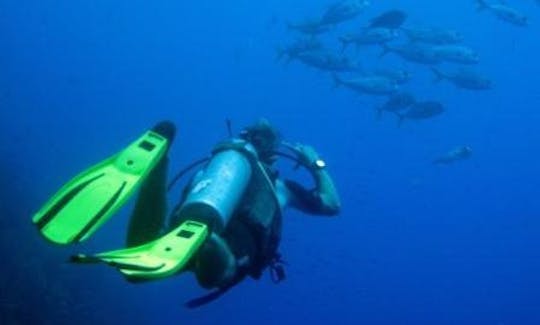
xmin=174 ymin=140 xmax=256 ymax=234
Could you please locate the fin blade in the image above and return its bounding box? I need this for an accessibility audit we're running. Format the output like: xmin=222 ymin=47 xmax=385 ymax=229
xmin=32 ymin=130 xmax=169 ymax=245
xmin=35 ymin=171 xmax=127 ymax=244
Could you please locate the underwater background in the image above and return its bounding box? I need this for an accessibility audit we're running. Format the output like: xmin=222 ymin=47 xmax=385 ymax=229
xmin=1 ymin=0 xmax=539 ymax=324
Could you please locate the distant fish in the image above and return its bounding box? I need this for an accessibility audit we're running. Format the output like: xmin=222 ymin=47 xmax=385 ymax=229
xmin=372 ymin=67 xmax=411 ymax=84
xmin=333 ymin=73 xmax=398 ymax=96
xmin=431 ymin=67 xmax=492 ymax=90
xmin=320 ymin=0 xmax=370 ymax=26
xmin=381 ymin=43 xmax=441 ymax=65
xmin=376 ymin=92 xmax=416 ymax=119
xmin=293 ymin=50 xmax=361 ymax=72
xmin=401 ymin=27 xmax=464 ymax=45
xmin=368 ymin=9 xmax=407 ymax=29
xmin=276 ymin=38 xmax=324 ymax=62
xmin=287 ymin=19 xmax=331 ymax=35
xmin=476 ymin=0 xmax=528 ymax=26
xmin=339 ymin=27 xmax=398 ymax=51
xmin=397 ymin=101 xmax=444 ymax=126
xmin=433 ymin=45 xmax=480 ymax=65
xmin=433 ymin=146 xmax=472 ymax=165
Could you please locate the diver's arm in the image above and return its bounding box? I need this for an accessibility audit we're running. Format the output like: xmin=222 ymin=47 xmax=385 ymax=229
xmin=282 ymin=169 xmax=341 ymax=216
xmin=279 ymin=143 xmax=341 ymax=216
xmin=311 ymin=167 xmax=341 ymax=214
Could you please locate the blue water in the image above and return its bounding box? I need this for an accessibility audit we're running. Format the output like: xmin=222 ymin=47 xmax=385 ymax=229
xmin=1 ymin=0 xmax=540 ymax=324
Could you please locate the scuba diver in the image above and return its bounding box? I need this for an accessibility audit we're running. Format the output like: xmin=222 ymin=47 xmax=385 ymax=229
xmin=32 ymin=119 xmax=340 ymax=306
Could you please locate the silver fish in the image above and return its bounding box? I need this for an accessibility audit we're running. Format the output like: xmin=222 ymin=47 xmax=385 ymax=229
xmin=276 ymin=38 xmax=324 ymax=62
xmin=433 ymin=45 xmax=480 ymax=65
xmin=476 ymin=0 xmax=528 ymax=26
xmin=287 ymin=19 xmax=331 ymax=35
xmin=372 ymin=68 xmax=411 ymax=84
xmin=340 ymin=27 xmax=398 ymax=51
xmin=401 ymin=27 xmax=464 ymax=44
xmin=293 ymin=50 xmax=361 ymax=72
xmin=376 ymin=92 xmax=416 ymax=119
xmin=433 ymin=146 xmax=472 ymax=165
xmin=398 ymin=101 xmax=444 ymax=126
xmin=333 ymin=73 xmax=398 ymax=96
xmin=320 ymin=0 xmax=370 ymax=26
xmin=381 ymin=43 xmax=441 ymax=65
xmin=432 ymin=67 xmax=492 ymax=90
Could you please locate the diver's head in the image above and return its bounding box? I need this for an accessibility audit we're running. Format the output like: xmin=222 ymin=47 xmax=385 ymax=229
xmin=239 ymin=118 xmax=281 ymax=164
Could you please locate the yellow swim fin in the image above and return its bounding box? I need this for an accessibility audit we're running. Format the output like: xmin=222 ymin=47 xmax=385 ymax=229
xmin=72 ymin=220 xmax=209 ymax=280
xmin=33 ymin=130 xmax=169 ymax=245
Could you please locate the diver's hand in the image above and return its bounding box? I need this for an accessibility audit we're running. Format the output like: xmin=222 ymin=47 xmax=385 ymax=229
xmin=282 ymin=142 xmax=324 ymax=171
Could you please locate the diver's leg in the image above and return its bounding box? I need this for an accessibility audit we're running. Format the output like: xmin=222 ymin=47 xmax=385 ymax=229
xmin=193 ymin=233 xmax=238 ymax=289
xmin=126 ymin=121 xmax=176 ymax=247
xmin=126 ymin=157 xmax=168 ymax=247
xmin=193 ymin=221 xmax=257 ymax=289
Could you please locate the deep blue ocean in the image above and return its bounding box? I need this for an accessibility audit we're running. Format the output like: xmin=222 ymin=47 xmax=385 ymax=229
xmin=1 ymin=0 xmax=539 ymax=324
